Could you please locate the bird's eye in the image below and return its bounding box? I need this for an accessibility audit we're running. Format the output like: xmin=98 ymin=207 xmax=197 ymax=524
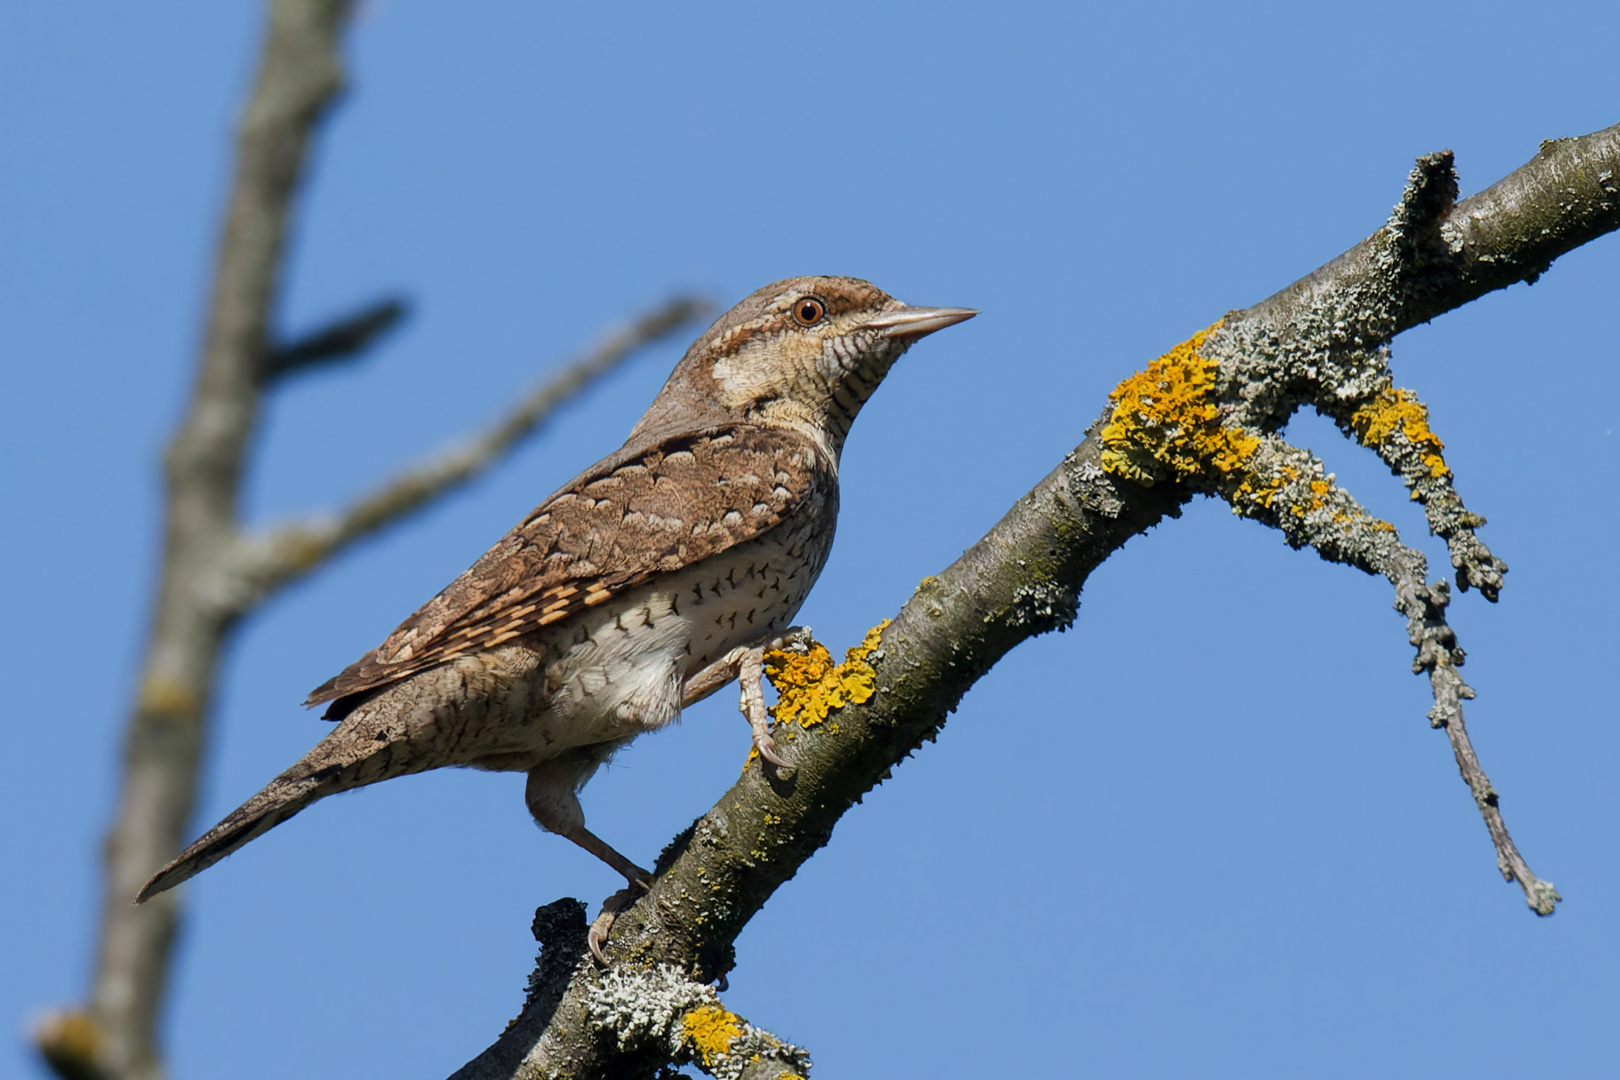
xmin=792 ymin=298 xmax=826 ymax=327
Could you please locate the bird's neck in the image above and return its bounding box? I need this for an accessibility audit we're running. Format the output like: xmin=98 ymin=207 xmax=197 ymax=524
xmin=750 ymin=400 xmax=846 ymax=471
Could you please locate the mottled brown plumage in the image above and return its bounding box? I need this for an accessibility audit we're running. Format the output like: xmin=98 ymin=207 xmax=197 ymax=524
xmin=137 ymin=276 xmax=975 ymax=920
xmin=307 ymin=427 xmax=826 ymax=717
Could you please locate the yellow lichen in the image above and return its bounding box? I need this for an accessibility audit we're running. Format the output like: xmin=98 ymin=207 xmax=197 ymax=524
xmin=1281 ymin=478 xmax=1336 ymax=519
xmin=682 ymin=1005 xmax=743 ymax=1068
xmin=1349 ymin=385 xmax=1451 ymax=478
xmin=1101 ymin=332 xmax=1404 ymax=538
xmin=34 ymin=1010 xmax=103 ymax=1079
xmin=763 ymin=621 xmax=889 ymax=730
xmin=1232 ymin=462 xmax=1298 ymax=511
xmin=1099 ymin=321 xmax=1261 ymax=486
xmin=138 ymin=675 xmax=202 ymax=719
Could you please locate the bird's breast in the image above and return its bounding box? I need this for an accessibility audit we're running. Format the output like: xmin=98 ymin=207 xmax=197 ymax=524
xmin=493 ymin=510 xmax=837 ymax=762
xmin=671 ymin=507 xmax=834 ymax=671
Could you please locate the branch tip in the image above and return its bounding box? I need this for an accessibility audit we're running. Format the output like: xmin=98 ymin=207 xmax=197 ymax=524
xmin=1384 ymin=149 xmax=1462 ymax=281
xmin=263 ymin=295 xmax=411 ymax=381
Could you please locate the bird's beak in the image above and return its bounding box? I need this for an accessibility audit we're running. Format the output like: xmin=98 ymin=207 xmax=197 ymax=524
xmin=860 ymin=305 xmax=979 ymax=340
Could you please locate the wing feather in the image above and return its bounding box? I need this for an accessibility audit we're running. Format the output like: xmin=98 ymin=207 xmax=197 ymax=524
xmin=305 ymin=426 xmax=829 ymax=714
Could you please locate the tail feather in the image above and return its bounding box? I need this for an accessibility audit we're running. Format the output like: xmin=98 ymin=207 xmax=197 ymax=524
xmin=135 ymin=765 xmax=338 ymax=903
xmin=135 ymin=705 xmax=424 ymax=902
xmin=137 ymin=655 xmax=516 ymax=903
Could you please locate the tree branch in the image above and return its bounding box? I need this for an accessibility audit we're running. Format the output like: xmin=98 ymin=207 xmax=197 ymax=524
xmin=261 ymin=294 xmax=410 ymax=382
xmin=34 ymin=7 xmax=711 ymax=1075
xmin=32 ymin=8 xmax=711 ymax=1073
xmin=32 ymin=6 xmax=357 ymax=1080
xmin=464 ymin=122 xmax=1618 ymax=1077
xmin=222 ymin=296 xmax=711 ymax=615
xmin=449 ymin=901 xmax=809 ymax=1080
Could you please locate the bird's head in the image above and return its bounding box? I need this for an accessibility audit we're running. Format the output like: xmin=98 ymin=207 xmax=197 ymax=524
xmin=628 ymin=276 xmax=976 ymax=459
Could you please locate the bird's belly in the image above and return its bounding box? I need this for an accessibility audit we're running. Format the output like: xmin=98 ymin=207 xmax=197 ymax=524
xmin=518 ymin=523 xmax=830 ymax=750
xmin=468 ymin=517 xmax=832 ymax=773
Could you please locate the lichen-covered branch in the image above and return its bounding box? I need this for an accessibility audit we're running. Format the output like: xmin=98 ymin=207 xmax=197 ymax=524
xmin=223 ymin=296 xmax=711 ymax=614
xmin=467 ymin=122 xmax=1617 ymax=1078
xmin=448 ymin=901 xmax=808 ymax=1080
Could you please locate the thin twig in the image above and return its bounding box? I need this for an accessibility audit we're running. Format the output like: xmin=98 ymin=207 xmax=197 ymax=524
xmin=262 ymin=295 xmax=410 ymax=381
xmin=1193 ymin=429 xmax=1557 ymax=911
xmin=1395 ymin=573 xmax=1560 ymax=913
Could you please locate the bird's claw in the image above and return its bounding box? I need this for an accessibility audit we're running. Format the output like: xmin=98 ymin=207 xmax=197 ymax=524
xmin=753 ymin=728 xmax=792 ymax=770
xmin=588 ymin=874 xmax=652 ymax=965
xmin=680 ymin=626 xmax=811 ymax=776
xmin=737 ymin=643 xmax=796 ymax=778
xmin=769 ymin=626 xmax=815 ymax=654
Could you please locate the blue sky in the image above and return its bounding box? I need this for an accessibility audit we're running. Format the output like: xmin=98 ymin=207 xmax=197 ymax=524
xmin=2 ymin=2 xmax=1616 ymax=1077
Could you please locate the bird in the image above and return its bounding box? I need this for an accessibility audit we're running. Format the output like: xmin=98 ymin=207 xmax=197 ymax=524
xmin=136 ymin=276 xmax=976 ymax=945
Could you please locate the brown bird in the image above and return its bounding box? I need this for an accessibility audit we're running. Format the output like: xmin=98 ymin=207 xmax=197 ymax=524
xmin=137 ymin=276 xmax=974 ymax=947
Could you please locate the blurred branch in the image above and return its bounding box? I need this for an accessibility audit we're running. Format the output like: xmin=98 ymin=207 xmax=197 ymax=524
xmin=29 ymin=3 xmax=707 ymax=1079
xmin=225 ymin=295 xmax=712 ymax=614
xmin=32 ymin=5 xmax=358 ymax=1079
xmin=261 ymin=294 xmax=410 ymax=381
xmin=458 ymin=121 xmax=1618 ymax=1077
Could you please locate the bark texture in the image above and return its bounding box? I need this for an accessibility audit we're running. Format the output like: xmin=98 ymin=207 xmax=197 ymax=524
xmin=455 ymin=123 xmax=1618 ymax=1078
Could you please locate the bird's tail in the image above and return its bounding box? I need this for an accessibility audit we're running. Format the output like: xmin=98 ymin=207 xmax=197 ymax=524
xmin=135 ymin=700 xmax=425 ymax=903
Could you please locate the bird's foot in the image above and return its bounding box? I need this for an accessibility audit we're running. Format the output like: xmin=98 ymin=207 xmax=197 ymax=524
xmin=735 ymin=648 xmax=794 ymax=773
xmin=749 ymin=628 xmax=811 ymax=772
xmin=679 ymin=627 xmax=810 ymax=776
xmin=680 ymin=626 xmax=812 ymax=707
xmin=768 ymin=626 xmax=816 ymax=654
xmin=551 ymin=823 xmax=654 ymax=962
xmin=588 ymin=871 xmax=652 ymax=964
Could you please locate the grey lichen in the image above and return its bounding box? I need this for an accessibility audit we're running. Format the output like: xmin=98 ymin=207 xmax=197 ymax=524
xmin=1069 ymin=456 xmax=1125 ymax=517
xmin=583 ymin=964 xmax=810 ymax=1079
xmin=703 ymin=1027 xmax=811 ymax=1080
xmin=585 ymin=964 xmax=714 ymax=1054
xmin=1006 ymin=577 xmax=1079 ymax=633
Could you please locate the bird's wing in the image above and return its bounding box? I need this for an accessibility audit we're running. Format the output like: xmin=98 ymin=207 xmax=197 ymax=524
xmin=305 ymin=425 xmax=831 ymax=712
